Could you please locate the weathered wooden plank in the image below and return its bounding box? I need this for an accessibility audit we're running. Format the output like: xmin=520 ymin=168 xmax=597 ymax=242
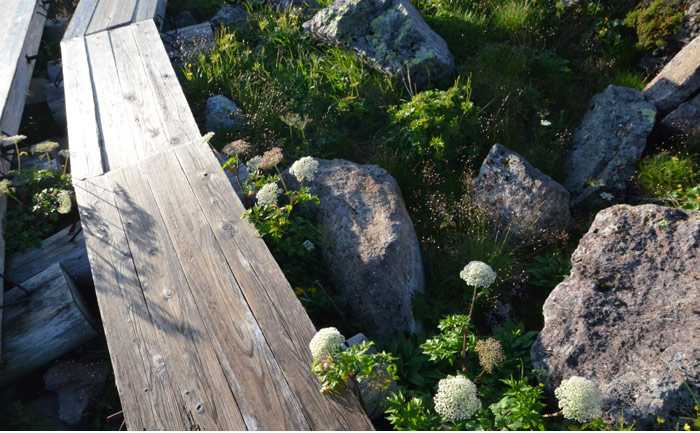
xmin=0 ymin=0 xmax=48 ymax=385
xmin=130 ymin=20 xmax=200 ymax=146
xmin=173 ymin=140 xmax=375 ymax=430
xmin=1 ymin=263 xmax=97 ymax=384
xmin=141 ymin=150 xmax=310 ymax=430
xmin=108 ymin=165 xmax=247 ymax=430
xmin=86 ymin=0 xmax=138 ymax=36
xmin=135 ymin=0 xmax=168 ymax=29
xmin=6 ymin=223 xmax=90 ymax=288
xmin=63 ymin=0 xmax=100 ymax=40
xmin=61 ymin=37 xmax=103 ymax=179
xmin=74 ymin=176 xmax=188 ymax=430
xmin=107 ymin=25 xmax=171 ymax=159
xmin=84 ymin=31 xmax=140 ymax=172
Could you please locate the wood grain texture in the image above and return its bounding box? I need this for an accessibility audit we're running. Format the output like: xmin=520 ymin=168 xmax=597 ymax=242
xmin=1 ymin=264 xmax=97 ymax=384
xmin=174 ymin=140 xmax=376 ymax=430
xmin=0 ymin=0 xmax=48 ymax=385
xmin=140 ymin=150 xmax=310 ymax=430
xmin=109 ymin=165 xmax=247 ymax=430
xmin=86 ymin=0 xmax=137 ymax=36
xmin=63 ymin=0 xmax=100 ymax=40
xmin=74 ymin=175 xmax=188 ymax=430
xmin=85 ymin=31 xmax=140 ymax=171
xmin=130 ymin=20 xmax=200 ymax=146
xmin=61 ymin=37 xmax=104 ymax=179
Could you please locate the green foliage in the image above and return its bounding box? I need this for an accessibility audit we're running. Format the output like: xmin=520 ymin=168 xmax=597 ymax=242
xmin=490 ymin=377 xmax=546 ymax=430
xmin=1 ymin=140 xmax=75 ymax=255
xmin=385 ymin=391 xmax=440 ymax=431
xmin=311 ymin=341 xmax=397 ymax=396
xmin=0 ymin=397 xmax=50 ymax=430
xmin=637 ymin=151 xmax=700 ymax=210
xmin=625 ymin=0 xmax=685 ymax=51
xmin=387 ymin=78 xmax=480 ymax=160
xmin=420 ymin=315 xmax=476 ymax=365
xmin=381 ymin=333 xmax=445 ymax=392
xmin=527 ymin=250 xmax=572 ymax=290
xmin=611 ymin=69 xmax=648 ymax=90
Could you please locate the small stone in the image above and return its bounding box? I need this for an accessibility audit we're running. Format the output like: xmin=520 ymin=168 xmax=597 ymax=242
xmin=205 ymin=95 xmax=244 ymax=133
xmin=661 ymin=93 xmax=700 ymax=140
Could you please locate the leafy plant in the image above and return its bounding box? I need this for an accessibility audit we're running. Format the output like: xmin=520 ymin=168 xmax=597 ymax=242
xmin=490 ymin=377 xmax=546 ymax=430
xmin=387 ymin=78 xmax=480 ymax=160
xmin=420 ymin=315 xmax=477 ymax=366
xmin=625 ymin=0 xmax=685 ymax=51
xmin=637 ymin=151 xmax=700 ymax=210
xmin=527 ymin=250 xmax=572 ymax=290
xmin=385 ymin=391 xmax=440 ymax=431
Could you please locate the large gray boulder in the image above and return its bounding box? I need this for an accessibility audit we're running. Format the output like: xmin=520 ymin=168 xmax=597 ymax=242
xmin=661 ymin=93 xmax=700 ymax=140
xmin=565 ymin=86 xmax=656 ymax=207
xmin=210 ymin=5 xmax=248 ymax=28
xmin=302 ymin=0 xmax=454 ymax=89
xmin=473 ymin=144 xmax=573 ymax=240
xmin=204 ymin=95 xmax=243 ymax=133
xmin=531 ymin=204 xmax=700 ymax=429
xmin=287 ymin=159 xmax=424 ymax=340
xmin=644 ymin=34 xmax=700 ymax=115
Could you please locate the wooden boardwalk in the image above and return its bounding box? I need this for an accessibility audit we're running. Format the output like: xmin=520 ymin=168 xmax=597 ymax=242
xmin=0 ymin=0 xmax=49 ymax=381
xmin=62 ymin=2 xmax=373 ymax=430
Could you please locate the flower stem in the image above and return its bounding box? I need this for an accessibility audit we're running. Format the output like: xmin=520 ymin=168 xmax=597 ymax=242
xmin=275 ymin=166 xmax=288 ymax=193
xmin=461 ymin=326 xmax=468 ymax=372
xmin=467 ymin=285 xmax=478 ymax=321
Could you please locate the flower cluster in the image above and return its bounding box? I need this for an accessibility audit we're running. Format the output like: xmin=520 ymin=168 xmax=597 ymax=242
xmin=433 ymin=375 xmax=482 ymax=421
xmin=222 ymin=139 xmax=250 ymax=157
xmin=57 ymin=190 xmax=72 ymax=214
xmin=246 ymin=155 xmax=262 ymax=174
xmin=475 ymin=338 xmax=506 ymax=373
xmin=0 ymin=135 xmax=26 ymax=145
xmin=259 ymin=147 xmax=284 ymax=170
xmin=256 ymin=182 xmax=282 ymax=207
xmin=289 ymin=156 xmax=319 ymax=183
xmin=309 ymin=327 xmax=345 ymax=361
xmin=555 ymin=376 xmax=603 ymax=423
xmin=302 ymin=240 xmax=315 ymax=252
xmin=459 ymin=261 xmax=497 ymax=288
xmin=0 ymin=179 xmax=15 ymax=196
xmin=30 ymin=141 xmax=59 ymax=155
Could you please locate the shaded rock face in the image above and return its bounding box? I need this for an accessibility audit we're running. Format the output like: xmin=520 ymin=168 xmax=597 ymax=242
xmin=204 ymin=95 xmax=243 ymax=133
xmin=287 ymin=159 xmax=424 ymax=340
xmin=210 ymin=5 xmax=248 ymax=28
xmin=473 ymin=144 xmax=573 ymax=240
xmin=302 ymin=0 xmax=454 ymax=89
xmin=565 ymin=86 xmax=656 ymax=207
xmin=662 ymin=93 xmax=700 ymax=140
xmin=643 ymin=34 xmax=700 ymax=115
xmin=44 ymin=361 xmax=110 ymax=425
xmin=531 ymin=204 xmax=700 ymax=429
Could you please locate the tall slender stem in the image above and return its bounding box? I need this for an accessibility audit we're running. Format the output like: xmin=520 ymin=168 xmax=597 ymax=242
xmin=467 ymin=285 xmax=478 ymax=321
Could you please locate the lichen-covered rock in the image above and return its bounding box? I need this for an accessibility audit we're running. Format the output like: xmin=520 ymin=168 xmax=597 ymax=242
xmin=643 ymin=34 xmax=700 ymax=114
xmin=302 ymin=0 xmax=454 ymax=89
xmin=661 ymin=93 xmax=700 ymax=140
xmin=286 ymin=159 xmax=424 ymax=340
xmin=565 ymin=86 xmax=656 ymax=207
xmin=473 ymin=144 xmax=573 ymax=240
xmin=531 ymin=204 xmax=700 ymax=429
xmin=204 ymin=95 xmax=243 ymax=133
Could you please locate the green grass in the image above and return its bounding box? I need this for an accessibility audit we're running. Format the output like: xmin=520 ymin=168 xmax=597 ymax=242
xmin=636 ymin=150 xmax=700 ymax=210
xmin=625 ymin=0 xmax=686 ymax=51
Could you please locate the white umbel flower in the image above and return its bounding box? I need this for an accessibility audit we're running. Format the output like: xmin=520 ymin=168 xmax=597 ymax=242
xmin=289 ymin=156 xmax=319 ymax=182
xmin=555 ymin=376 xmax=603 ymax=423
xmin=459 ymin=261 xmax=497 ymax=288
xmin=309 ymin=327 xmax=345 ymax=361
xmin=246 ymin=155 xmax=262 ymax=174
xmin=433 ymin=375 xmax=481 ymax=421
xmin=256 ymin=182 xmax=281 ymax=207
xmin=302 ymin=240 xmax=315 ymax=252
xmin=57 ymin=190 xmax=72 ymax=214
